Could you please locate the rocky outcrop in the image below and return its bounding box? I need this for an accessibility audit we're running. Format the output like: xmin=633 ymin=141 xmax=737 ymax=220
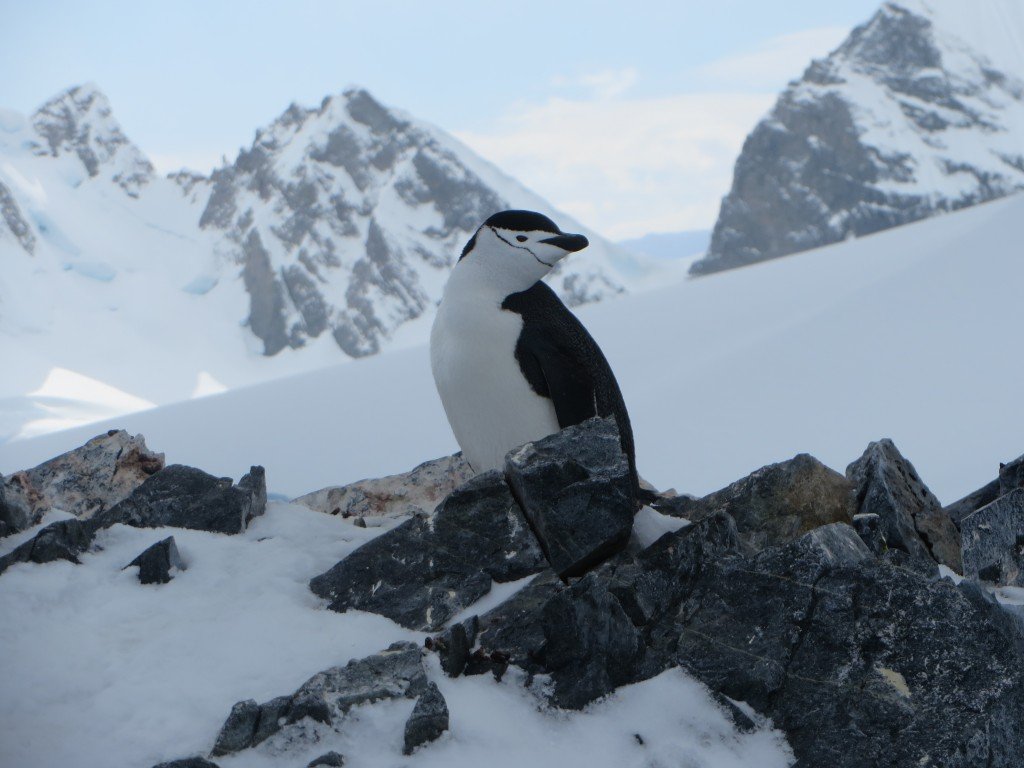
xmin=505 ymin=417 xmax=637 ymax=577
xmin=655 ymin=453 xmax=853 ymax=553
xmin=309 ymin=470 xmax=546 ymax=631
xmin=961 ymin=489 xmax=1024 ymax=587
xmin=692 ymin=2 xmax=1024 ymax=275
xmin=0 ymin=430 xmax=164 ymax=535
xmin=0 ymin=180 xmax=35 ymax=254
xmin=293 ymin=452 xmax=474 ymax=522
xmin=125 ymin=536 xmax=185 ymax=585
xmin=0 ymin=518 xmax=93 ymax=576
xmin=211 ymin=642 xmax=428 ymax=757
xmin=846 ymin=438 xmax=961 ymax=570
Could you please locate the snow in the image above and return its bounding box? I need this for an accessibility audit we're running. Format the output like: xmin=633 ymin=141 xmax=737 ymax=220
xmin=0 ymin=501 xmax=793 ymax=768
xmin=4 ymin=192 xmax=1021 ymax=506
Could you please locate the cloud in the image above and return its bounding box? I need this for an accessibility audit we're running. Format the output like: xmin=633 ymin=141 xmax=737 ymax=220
xmin=455 ymin=92 xmax=774 ymax=240
xmin=550 ymin=67 xmax=639 ymax=100
xmin=695 ymin=27 xmax=849 ymax=91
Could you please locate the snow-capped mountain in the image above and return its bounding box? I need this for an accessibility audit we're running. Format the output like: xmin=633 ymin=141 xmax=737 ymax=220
xmin=691 ymin=0 xmax=1024 ymax=275
xmin=0 ymin=84 xmax=653 ymax=438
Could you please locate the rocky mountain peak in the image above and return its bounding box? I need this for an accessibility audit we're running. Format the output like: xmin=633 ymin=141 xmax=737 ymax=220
xmin=30 ymin=83 xmax=154 ymax=198
xmin=691 ymin=1 xmax=1024 ymax=275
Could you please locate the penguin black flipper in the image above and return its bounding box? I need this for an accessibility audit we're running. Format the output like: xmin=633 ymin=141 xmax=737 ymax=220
xmin=501 ymin=281 xmax=637 ymax=487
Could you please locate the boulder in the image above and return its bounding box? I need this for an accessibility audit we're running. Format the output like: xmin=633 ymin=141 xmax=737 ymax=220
xmin=309 ymin=471 xmax=545 ymax=631
xmin=91 ymin=465 xmax=266 ymax=535
xmin=0 ymin=475 xmax=31 ymax=537
xmin=655 ymin=453 xmax=854 ymax=552
xmin=1 ymin=430 xmax=164 ymax=533
xmin=504 ymin=417 xmax=636 ymax=577
xmin=961 ymin=489 xmax=1024 ymax=586
xmin=293 ymin=453 xmax=474 ymax=521
xmin=402 ymin=682 xmax=449 ymax=755
xmin=0 ymin=518 xmax=92 ymax=576
xmin=847 ymin=439 xmax=961 ymax=571
xmin=125 ymin=536 xmax=185 ymax=585
xmin=427 ymin=616 xmax=478 ymax=678
xmin=211 ymin=642 xmax=428 ymax=756
xmin=308 ymin=752 xmax=345 ymax=767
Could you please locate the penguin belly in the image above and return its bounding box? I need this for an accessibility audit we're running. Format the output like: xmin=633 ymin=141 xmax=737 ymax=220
xmin=431 ymin=298 xmax=559 ymax=473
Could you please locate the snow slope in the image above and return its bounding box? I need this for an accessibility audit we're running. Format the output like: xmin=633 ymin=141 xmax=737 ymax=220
xmin=3 ymin=191 xmax=1021 ymax=505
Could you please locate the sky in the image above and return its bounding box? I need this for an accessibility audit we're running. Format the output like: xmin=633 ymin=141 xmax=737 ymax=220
xmin=0 ymin=0 xmax=882 ymax=239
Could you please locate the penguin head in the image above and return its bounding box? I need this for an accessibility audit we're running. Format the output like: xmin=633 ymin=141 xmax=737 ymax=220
xmin=458 ymin=210 xmax=589 ymax=288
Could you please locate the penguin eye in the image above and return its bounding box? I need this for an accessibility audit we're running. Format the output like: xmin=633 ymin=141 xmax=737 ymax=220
xmin=516 ymin=235 xmax=528 ymax=242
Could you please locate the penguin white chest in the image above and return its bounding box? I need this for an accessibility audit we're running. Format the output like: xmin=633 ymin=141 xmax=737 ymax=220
xmin=431 ymin=294 xmax=559 ymax=473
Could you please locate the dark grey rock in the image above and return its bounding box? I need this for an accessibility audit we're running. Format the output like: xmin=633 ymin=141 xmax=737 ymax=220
xmin=1 ymin=429 xmax=164 ymax=533
xmin=0 ymin=180 xmax=35 ymax=254
xmin=504 ymin=417 xmax=636 ymax=578
xmin=92 ymin=464 xmax=266 ymax=535
xmin=961 ymin=489 xmax=1024 ymax=586
xmin=307 ymin=752 xmax=345 ymax=767
xmin=211 ymin=699 xmax=260 ymax=756
xmin=943 ymin=452 xmax=1024 ymax=529
xmin=309 ymin=471 xmax=545 ymax=631
xmin=691 ymin=3 xmax=1024 ymax=276
xmin=428 ymin=616 xmax=478 ymax=678
xmin=852 ymin=512 xmax=886 ymax=555
xmin=999 ymin=453 xmax=1024 ymax=496
xmin=847 ymin=439 xmax=960 ymax=570
xmin=402 ymin=682 xmax=449 ymax=755
xmin=656 ymin=453 xmax=853 ymax=552
xmin=0 ymin=518 xmax=93 ymax=576
xmin=125 ymin=536 xmax=185 ymax=585
xmin=472 ymin=570 xmax=563 ymax=675
xmin=0 ymin=474 xmax=31 ymax=538
xmin=211 ymin=643 xmax=427 ymax=756
xmin=152 ymin=759 xmax=220 ymax=768
xmin=241 ymin=230 xmax=289 ymax=356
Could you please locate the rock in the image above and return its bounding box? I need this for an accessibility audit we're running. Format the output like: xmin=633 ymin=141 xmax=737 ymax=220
xmin=211 ymin=700 xmax=260 ymax=756
xmin=309 ymin=471 xmax=545 ymax=631
xmin=210 ymin=642 xmax=428 ymax=755
xmin=943 ymin=452 xmax=1024 ymax=529
xmin=961 ymin=489 xmax=1024 ymax=587
xmin=152 ymin=759 xmax=220 ymax=768
xmin=0 ymin=518 xmax=93 ymax=576
xmin=504 ymin=417 xmax=636 ymax=578
xmin=307 ymin=752 xmax=345 ymax=767
xmin=847 ymin=439 xmax=961 ymax=571
xmin=852 ymin=512 xmax=886 ymax=555
xmin=656 ymin=453 xmax=853 ymax=552
xmin=999 ymin=453 xmax=1024 ymax=496
xmin=428 ymin=616 xmax=478 ymax=678
xmin=0 ymin=474 xmax=31 ymax=537
xmin=0 ymin=430 xmax=163 ymax=533
xmin=91 ymin=465 xmax=266 ymax=535
xmin=472 ymin=570 xmax=563 ymax=675
xmin=125 ymin=536 xmax=185 ymax=584
xmin=292 ymin=453 xmax=474 ymax=521
xmin=402 ymin=682 xmax=449 ymax=755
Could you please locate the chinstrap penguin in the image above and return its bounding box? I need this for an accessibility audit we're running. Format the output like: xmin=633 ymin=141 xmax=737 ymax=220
xmin=430 ymin=209 xmax=637 ymax=488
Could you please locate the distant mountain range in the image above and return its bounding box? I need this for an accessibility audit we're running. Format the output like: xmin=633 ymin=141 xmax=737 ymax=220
xmin=693 ymin=0 xmax=1024 ymax=275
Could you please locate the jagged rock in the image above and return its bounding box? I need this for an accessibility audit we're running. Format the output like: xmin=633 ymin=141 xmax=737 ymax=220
xmin=308 ymin=752 xmax=345 ymax=767
xmin=125 ymin=536 xmax=185 ymax=584
xmin=152 ymin=759 xmax=220 ymax=768
xmin=91 ymin=465 xmax=266 ymax=535
xmin=309 ymin=471 xmax=545 ymax=631
xmin=428 ymin=616 xmax=478 ymax=678
xmin=0 ymin=519 xmax=92 ymax=576
xmin=0 ymin=430 xmax=164 ymax=534
xmin=504 ymin=417 xmax=636 ymax=578
xmin=0 ymin=475 xmax=30 ymax=538
xmin=402 ymin=682 xmax=449 ymax=755
xmin=211 ymin=699 xmax=260 ymax=756
xmin=852 ymin=512 xmax=886 ymax=555
xmin=211 ymin=642 xmax=428 ymax=756
xmin=943 ymin=452 xmax=1024 ymax=528
xmin=961 ymin=489 xmax=1024 ymax=587
xmin=846 ymin=439 xmax=960 ymax=571
xmin=292 ymin=453 xmax=474 ymax=521
xmin=656 ymin=453 xmax=853 ymax=552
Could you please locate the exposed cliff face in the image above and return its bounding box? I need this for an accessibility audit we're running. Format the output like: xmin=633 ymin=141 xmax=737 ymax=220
xmin=692 ymin=1 xmax=1024 ymax=275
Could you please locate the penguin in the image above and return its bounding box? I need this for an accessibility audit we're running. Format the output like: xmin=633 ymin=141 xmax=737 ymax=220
xmin=430 ymin=209 xmax=637 ymax=488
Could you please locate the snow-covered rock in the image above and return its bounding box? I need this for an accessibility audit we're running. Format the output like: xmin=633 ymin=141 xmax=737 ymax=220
xmin=693 ymin=0 xmax=1024 ymax=274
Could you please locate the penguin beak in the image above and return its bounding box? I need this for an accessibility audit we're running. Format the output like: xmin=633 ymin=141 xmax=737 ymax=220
xmin=539 ymin=233 xmax=589 ymax=252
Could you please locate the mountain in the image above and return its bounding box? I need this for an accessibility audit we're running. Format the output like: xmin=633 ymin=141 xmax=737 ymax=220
xmin=0 ymin=84 xmax=653 ymax=439
xmin=691 ymin=0 xmax=1024 ymax=275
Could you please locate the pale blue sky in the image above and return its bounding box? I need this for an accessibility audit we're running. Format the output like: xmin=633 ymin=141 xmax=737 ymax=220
xmin=1 ymin=0 xmax=882 ymax=237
